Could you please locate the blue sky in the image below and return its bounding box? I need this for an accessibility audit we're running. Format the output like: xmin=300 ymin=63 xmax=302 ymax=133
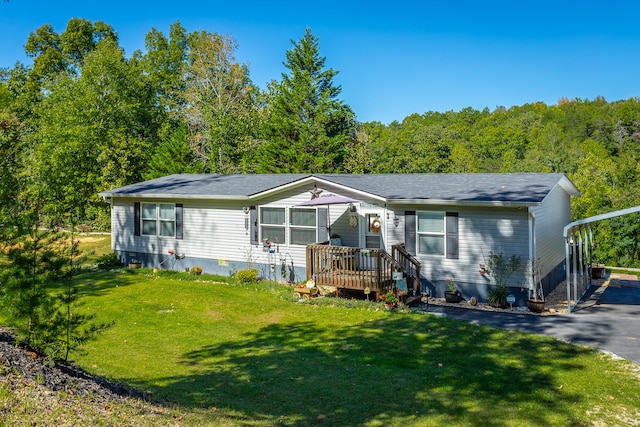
xmin=2 ymin=1 xmax=640 ymax=123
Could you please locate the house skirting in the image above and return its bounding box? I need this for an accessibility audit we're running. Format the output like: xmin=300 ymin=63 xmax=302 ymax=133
xmin=419 ymin=259 xmax=566 ymax=307
xmin=117 ymin=251 xmax=307 ymax=284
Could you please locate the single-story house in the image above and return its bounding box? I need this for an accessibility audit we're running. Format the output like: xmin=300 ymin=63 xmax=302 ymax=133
xmin=99 ymin=173 xmax=580 ymax=305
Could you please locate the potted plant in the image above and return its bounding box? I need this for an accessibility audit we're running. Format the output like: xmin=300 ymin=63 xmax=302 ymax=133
xmin=128 ymin=259 xmax=142 ymax=269
xmin=483 ymin=250 xmax=521 ymax=308
xmin=487 ymin=284 xmax=508 ymax=308
xmin=381 ymin=290 xmax=398 ymax=309
xmin=526 ymin=258 xmax=545 ymax=313
xmin=444 ymin=278 xmax=463 ymax=303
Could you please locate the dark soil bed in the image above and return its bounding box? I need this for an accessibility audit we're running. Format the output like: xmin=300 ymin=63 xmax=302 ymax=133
xmin=0 ymin=327 xmax=182 ymax=426
xmin=0 ymin=327 xmax=141 ymax=402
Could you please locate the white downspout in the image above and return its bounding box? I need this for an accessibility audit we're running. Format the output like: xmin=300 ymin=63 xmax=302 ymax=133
xmin=528 ymin=208 xmax=536 ymax=294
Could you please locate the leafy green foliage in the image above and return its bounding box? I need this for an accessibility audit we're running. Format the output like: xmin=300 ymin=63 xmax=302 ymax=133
xmin=182 ymin=31 xmax=258 ymax=173
xmin=256 ymin=28 xmax=356 ymax=173
xmin=0 ymin=194 xmax=110 ymax=362
xmin=96 ymin=252 xmax=122 ymax=269
xmin=0 ymin=113 xmax=25 ymax=237
xmin=0 ymin=230 xmax=64 ymax=350
xmin=483 ymin=250 xmax=522 ymax=288
xmin=235 ymin=268 xmax=260 ymax=284
xmin=143 ymin=125 xmax=202 ymax=179
xmin=33 ymin=37 xmax=157 ymax=224
xmin=2 ymin=18 xmax=640 ymax=265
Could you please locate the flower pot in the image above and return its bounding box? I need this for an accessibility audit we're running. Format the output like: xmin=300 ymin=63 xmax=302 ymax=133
xmin=128 ymin=262 xmax=141 ymax=269
xmin=384 ymin=303 xmax=397 ymax=310
xmin=591 ymin=264 xmax=605 ymax=279
xmin=444 ymin=291 xmax=463 ymax=303
xmin=527 ymin=299 xmax=546 ymax=313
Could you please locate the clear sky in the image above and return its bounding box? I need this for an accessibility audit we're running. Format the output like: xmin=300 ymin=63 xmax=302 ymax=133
xmin=2 ymin=1 xmax=640 ymax=123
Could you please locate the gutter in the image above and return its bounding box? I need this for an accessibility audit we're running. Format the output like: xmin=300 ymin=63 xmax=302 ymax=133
xmin=387 ymin=199 xmax=541 ymax=208
xmin=98 ymin=193 xmax=251 ymax=201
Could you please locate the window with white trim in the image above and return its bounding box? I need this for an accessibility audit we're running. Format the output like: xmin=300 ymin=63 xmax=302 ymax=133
xmin=260 ymin=207 xmax=285 ymax=244
xmin=289 ymin=208 xmax=316 ymax=245
xmin=141 ymin=203 xmax=176 ymax=237
xmin=417 ymin=211 xmax=445 ymax=255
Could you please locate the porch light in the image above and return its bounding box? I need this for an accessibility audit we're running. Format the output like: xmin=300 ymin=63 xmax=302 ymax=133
xmin=242 ymin=206 xmax=250 ymax=232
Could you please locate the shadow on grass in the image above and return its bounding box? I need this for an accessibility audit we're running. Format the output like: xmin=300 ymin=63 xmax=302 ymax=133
xmin=123 ymin=314 xmax=591 ymax=426
xmin=59 ymin=268 xmax=144 ymax=297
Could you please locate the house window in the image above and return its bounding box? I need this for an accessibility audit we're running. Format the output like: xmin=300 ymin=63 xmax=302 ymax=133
xmin=290 ymin=208 xmax=316 ymax=245
xmin=417 ymin=211 xmax=445 ymax=255
xmin=260 ymin=207 xmax=285 ymax=243
xmin=141 ymin=203 xmax=176 ymax=237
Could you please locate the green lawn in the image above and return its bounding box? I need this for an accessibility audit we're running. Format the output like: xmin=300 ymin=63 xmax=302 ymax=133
xmin=3 ymin=235 xmax=640 ymax=425
xmin=67 ymin=267 xmax=640 ymax=426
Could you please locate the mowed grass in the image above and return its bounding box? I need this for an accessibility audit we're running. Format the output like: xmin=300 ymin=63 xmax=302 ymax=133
xmin=3 ymin=235 xmax=640 ymax=426
xmin=70 ymin=272 xmax=640 ymax=426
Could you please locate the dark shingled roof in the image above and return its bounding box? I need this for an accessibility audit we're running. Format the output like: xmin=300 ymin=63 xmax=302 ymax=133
xmin=99 ymin=173 xmax=579 ymax=205
xmin=99 ymin=174 xmax=308 ymax=199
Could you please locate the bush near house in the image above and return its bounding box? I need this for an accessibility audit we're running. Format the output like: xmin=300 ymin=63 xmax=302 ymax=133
xmin=235 ymin=268 xmax=260 ymax=284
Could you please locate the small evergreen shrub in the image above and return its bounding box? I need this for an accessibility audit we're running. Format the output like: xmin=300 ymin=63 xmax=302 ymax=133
xmin=96 ymin=252 xmax=122 ymax=269
xmin=235 ymin=268 xmax=260 ymax=284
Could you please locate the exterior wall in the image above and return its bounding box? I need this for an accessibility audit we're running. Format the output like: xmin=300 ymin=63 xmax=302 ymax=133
xmin=108 ymin=180 xmax=573 ymax=307
xmin=109 ymin=183 xmax=374 ymax=283
xmin=529 ymin=183 xmax=573 ymax=296
xmin=387 ymin=204 xmax=530 ymax=303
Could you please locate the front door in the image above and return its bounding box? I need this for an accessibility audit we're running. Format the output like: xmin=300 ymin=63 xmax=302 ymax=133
xmin=360 ymin=208 xmax=384 ymax=249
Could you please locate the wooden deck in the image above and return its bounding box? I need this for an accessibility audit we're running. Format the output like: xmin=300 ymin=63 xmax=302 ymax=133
xmin=313 ymin=268 xmax=394 ymax=292
xmin=306 ymin=243 xmax=421 ymax=297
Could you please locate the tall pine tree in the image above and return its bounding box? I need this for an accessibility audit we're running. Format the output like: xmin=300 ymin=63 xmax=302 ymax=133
xmin=256 ymin=28 xmax=355 ymax=173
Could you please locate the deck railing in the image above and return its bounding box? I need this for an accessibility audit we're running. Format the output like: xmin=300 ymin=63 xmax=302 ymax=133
xmin=305 ymin=242 xmax=421 ymax=296
xmin=391 ymin=243 xmax=422 ymax=294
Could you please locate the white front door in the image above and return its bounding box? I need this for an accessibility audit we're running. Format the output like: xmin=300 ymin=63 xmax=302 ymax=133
xmin=359 ymin=208 xmax=384 ymax=249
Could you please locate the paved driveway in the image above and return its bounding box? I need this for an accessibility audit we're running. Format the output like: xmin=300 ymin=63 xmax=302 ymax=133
xmin=426 ymin=276 xmax=640 ymax=364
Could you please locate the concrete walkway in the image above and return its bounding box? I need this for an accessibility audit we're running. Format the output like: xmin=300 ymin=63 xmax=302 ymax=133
xmin=425 ymin=274 xmax=640 ymax=364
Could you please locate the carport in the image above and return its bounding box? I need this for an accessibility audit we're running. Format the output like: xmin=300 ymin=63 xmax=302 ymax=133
xmin=564 ymin=205 xmax=640 ymax=312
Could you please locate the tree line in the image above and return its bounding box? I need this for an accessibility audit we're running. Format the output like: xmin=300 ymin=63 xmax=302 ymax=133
xmin=1 ymin=18 xmax=639 ymax=357
xmin=1 ymin=18 xmax=639 ymax=262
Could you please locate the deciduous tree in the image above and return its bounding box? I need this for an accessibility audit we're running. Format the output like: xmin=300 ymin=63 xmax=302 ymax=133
xmin=182 ymin=31 xmax=257 ymax=172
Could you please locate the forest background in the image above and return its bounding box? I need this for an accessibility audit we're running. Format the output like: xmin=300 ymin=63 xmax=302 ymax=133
xmin=1 ymin=19 xmax=639 ymax=268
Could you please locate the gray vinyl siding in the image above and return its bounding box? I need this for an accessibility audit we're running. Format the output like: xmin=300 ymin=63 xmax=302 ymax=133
xmin=110 ymin=185 xmax=360 ymax=274
xmin=109 ymin=180 xmax=571 ymax=291
xmin=530 ymin=183 xmax=572 ymax=279
xmin=387 ymin=205 xmax=529 ymax=287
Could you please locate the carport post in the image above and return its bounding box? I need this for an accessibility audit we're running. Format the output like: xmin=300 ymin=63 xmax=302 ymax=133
xmin=579 ymin=232 xmax=584 ymax=293
xmin=572 ymin=235 xmax=578 ymax=312
xmin=563 ymin=205 xmax=640 ymax=313
xmin=566 ymin=236 xmax=571 ymax=313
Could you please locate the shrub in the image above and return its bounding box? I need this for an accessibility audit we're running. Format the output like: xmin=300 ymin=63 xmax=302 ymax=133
xmin=190 ymin=266 xmax=203 ymax=275
xmin=96 ymin=252 xmax=122 ymax=269
xmin=235 ymin=268 xmax=260 ymax=284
